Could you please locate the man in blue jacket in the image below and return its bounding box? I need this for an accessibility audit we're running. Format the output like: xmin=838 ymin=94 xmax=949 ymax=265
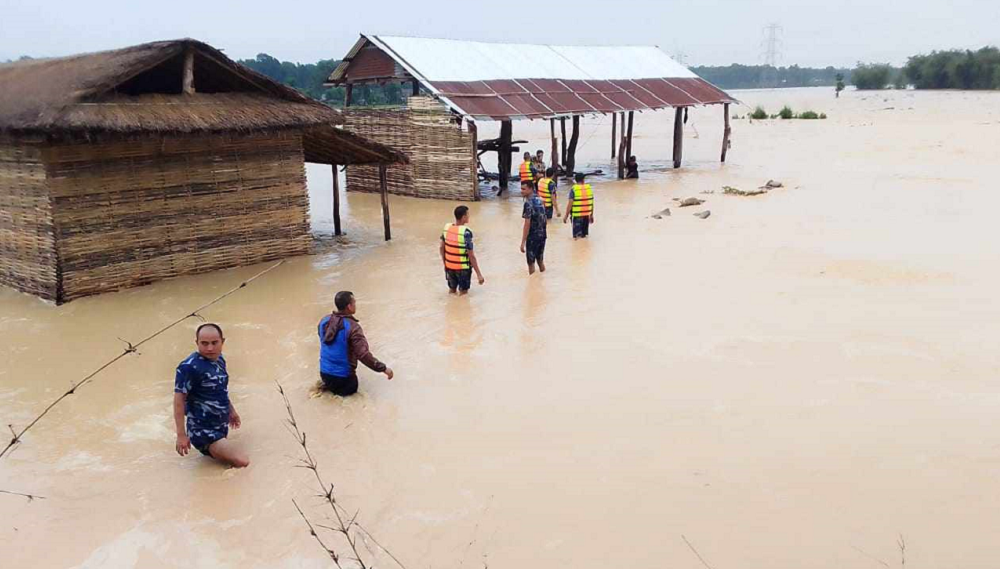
xmin=318 ymin=291 xmax=394 ymax=396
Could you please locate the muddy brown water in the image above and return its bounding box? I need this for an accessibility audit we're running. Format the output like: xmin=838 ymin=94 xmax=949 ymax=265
xmin=3 ymin=87 xmax=1000 ymax=568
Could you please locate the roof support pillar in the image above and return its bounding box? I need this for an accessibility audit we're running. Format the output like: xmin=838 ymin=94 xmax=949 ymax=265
xmin=345 ymin=84 xmax=353 ymax=107
xmin=625 ymin=111 xmax=634 ymax=164
xmin=182 ymin=48 xmax=195 ymax=95
xmin=379 ymin=164 xmax=391 ymax=241
xmin=498 ymin=120 xmax=512 ymax=194
xmin=721 ymin=103 xmax=731 ymax=163
xmin=412 ymin=80 xmax=420 ymax=97
xmin=565 ymin=115 xmax=580 ymax=175
xmin=560 ymin=118 xmax=567 ymax=170
xmin=469 ymin=120 xmax=480 ymax=200
xmin=332 ymin=164 xmax=342 ymax=236
xmin=550 ymin=119 xmax=559 ymax=172
xmin=611 ymin=113 xmax=617 ymax=159
xmin=673 ymin=107 xmax=684 ymax=169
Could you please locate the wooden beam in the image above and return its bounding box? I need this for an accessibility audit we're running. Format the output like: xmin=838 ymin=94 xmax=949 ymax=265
xmin=611 ymin=112 xmax=617 ymax=158
xmin=560 ymin=117 xmax=567 ymax=167
xmin=182 ymin=49 xmax=195 ymax=95
xmin=345 ymin=84 xmax=353 ymax=107
xmin=673 ymin=107 xmax=684 ymax=168
xmin=498 ymin=120 xmax=512 ymax=193
xmin=469 ymin=121 xmax=480 ymax=200
xmin=625 ymin=111 xmax=634 ymax=163
xmin=550 ymin=119 xmax=559 ymax=171
xmin=566 ymin=115 xmax=580 ymax=175
xmin=412 ymin=80 xmax=420 ymax=97
xmin=721 ymin=103 xmax=731 ymax=163
xmin=332 ymin=164 xmax=342 ymax=236
xmin=379 ymin=165 xmax=391 ymax=241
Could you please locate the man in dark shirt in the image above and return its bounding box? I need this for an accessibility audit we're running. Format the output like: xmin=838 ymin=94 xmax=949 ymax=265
xmin=318 ymin=291 xmax=394 ymax=396
xmin=626 ymin=155 xmax=640 ymax=179
xmin=173 ymin=323 xmax=248 ymax=468
xmin=520 ymin=181 xmax=548 ymax=274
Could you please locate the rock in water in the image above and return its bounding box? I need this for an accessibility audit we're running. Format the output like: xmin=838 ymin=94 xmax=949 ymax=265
xmin=679 ymin=197 xmax=705 ymax=207
xmin=764 ymin=179 xmax=783 ymax=188
xmin=651 ymin=208 xmax=671 ymax=219
xmin=693 ymin=210 xmax=711 ymax=219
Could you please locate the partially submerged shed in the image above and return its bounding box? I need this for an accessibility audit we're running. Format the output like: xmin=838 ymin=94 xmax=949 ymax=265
xmin=0 ymin=38 xmax=405 ymax=303
xmin=327 ymin=34 xmax=738 ymax=199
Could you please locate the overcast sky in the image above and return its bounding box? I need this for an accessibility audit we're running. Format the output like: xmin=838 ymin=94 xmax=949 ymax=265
xmin=1 ymin=0 xmax=997 ymax=67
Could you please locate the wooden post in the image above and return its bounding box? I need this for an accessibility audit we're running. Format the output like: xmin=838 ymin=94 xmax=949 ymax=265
xmin=617 ymin=112 xmax=626 ymax=178
xmin=673 ymin=107 xmax=684 ymax=168
xmin=332 ymin=164 xmax=342 ymax=236
xmin=182 ymin=48 xmax=195 ymax=95
xmin=566 ymin=115 xmax=580 ymax=175
xmin=560 ymin=117 xmax=567 ymax=167
xmin=611 ymin=113 xmax=617 ymax=159
xmin=379 ymin=165 xmax=391 ymax=241
xmin=345 ymin=84 xmax=353 ymax=107
xmin=412 ymin=80 xmax=420 ymax=97
xmin=498 ymin=120 xmax=512 ymax=193
xmin=625 ymin=111 xmax=634 ymax=162
xmin=721 ymin=103 xmax=731 ymax=163
xmin=469 ymin=121 xmax=480 ymax=200
xmin=550 ymin=119 xmax=559 ymax=171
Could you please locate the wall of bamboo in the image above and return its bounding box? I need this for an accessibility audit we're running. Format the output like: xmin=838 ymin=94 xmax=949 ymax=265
xmin=342 ymin=96 xmax=477 ymax=201
xmin=0 ymin=141 xmax=58 ymax=301
xmin=42 ymin=131 xmax=311 ymax=302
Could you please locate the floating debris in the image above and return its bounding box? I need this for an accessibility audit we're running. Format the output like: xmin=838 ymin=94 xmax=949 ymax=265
xmin=678 ymin=197 xmax=705 ymax=207
xmin=764 ymin=180 xmax=783 ymax=188
xmin=650 ymin=208 xmax=671 ymax=220
xmin=722 ymin=185 xmax=768 ymax=196
xmin=693 ymin=210 xmax=711 ymax=219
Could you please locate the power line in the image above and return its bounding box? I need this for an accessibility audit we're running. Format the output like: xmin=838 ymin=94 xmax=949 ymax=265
xmin=759 ymin=23 xmax=783 ymax=88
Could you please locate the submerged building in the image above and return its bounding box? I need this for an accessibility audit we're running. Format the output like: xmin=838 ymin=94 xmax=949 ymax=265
xmin=0 ymin=39 xmax=404 ymax=303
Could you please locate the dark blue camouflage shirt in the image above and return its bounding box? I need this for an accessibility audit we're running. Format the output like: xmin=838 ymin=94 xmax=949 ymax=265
xmin=175 ymin=353 xmax=230 ymax=434
xmin=522 ymin=195 xmax=548 ymax=241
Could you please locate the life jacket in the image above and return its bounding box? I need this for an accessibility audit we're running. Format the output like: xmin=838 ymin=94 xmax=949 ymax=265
xmin=318 ymin=315 xmax=352 ymax=376
xmin=571 ymin=184 xmax=594 ymax=218
xmin=519 ymin=161 xmax=534 ymax=182
xmin=537 ymin=177 xmax=554 ymax=206
xmin=442 ymin=223 xmax=471 ymax=270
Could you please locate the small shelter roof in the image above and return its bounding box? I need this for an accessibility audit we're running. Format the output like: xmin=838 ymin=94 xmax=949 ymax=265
xmin=0 ymin=39 xmax=406 ymax=164
xmin=328 ymin=35 xmax=737 ymax=121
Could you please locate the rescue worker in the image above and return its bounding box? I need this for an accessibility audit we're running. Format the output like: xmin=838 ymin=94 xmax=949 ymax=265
xmin=563 ymin=173 xmax=595 ymax=239
xmin=440 ymin=205 xmax=486 ymax=295
xmin=519 ymin=152 xmax=535 ymax=189
xmin=536 ymin=167 xmax=560 ymax=221
xmin=533 ymin=149 xmax=546 ymax=180
xmin=520 ymin=181 xmax=548 ymax=274
xmin=318 ymin=291 xmax=393 ymax=396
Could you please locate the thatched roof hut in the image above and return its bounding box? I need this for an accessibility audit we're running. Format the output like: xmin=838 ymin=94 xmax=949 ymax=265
xmin=0 ymin=39 xmax=405 ymax=303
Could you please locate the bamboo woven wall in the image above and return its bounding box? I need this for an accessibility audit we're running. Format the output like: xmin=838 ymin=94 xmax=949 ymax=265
xmin=0 ymin=141 xmax=58 ymax=300
xmin=343 ymin=96 xmax=476 ymax=201
xmin=42 ymin=131 xmax=310 ymax=302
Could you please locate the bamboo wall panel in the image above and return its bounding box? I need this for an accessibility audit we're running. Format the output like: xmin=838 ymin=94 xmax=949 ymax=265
xmin=44 ymin=132 xmax=310 ymax=302
xmin=343 ymin=96 xmax=476 ymax=201
xmin=0 ymin=143 xmax=58 ymax=300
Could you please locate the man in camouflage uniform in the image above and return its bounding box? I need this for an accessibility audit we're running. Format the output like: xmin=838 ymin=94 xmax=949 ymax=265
xmin=173 ymin=323 xmax=248 ymax=468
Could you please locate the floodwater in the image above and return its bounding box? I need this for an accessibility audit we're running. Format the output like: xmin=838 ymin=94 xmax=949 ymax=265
xmin=3 ymin=86 xmax=1000 ymax=568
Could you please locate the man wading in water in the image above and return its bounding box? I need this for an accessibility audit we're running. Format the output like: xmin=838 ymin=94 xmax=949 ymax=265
xmin=520 ymin=180 xmax=548 ymax=274
xmin=318 ymin=291 xmax=394 ymax=396
xmin=563 ymin=173 xmax=595 ymax=239
xmin=173 ymin=323 xmax=248 ymax=468
xmin=441 ymin=205 xmax=485 ymax=295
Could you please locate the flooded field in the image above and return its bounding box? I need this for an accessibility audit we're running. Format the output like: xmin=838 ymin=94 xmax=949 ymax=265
xmin=3 ymin=86 xmax=1000 ymax=568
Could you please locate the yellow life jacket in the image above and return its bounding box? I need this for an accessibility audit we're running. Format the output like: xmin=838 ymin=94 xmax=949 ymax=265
xmin=537 ymin=177 xmax=554 ymax=206
xmin=442 ymin=223 xmax=471 ymax=270
xmin=519 ymin=161 xmax=534 ymax=182
xmin=571 ymin=184 xmax=594 ymax=218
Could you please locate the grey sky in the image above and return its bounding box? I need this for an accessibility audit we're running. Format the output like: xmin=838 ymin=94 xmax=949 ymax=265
xmin=1 ymin=0 xmax=997 ymax=67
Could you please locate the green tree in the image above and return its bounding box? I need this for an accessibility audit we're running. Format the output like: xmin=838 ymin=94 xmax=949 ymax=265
xmin=835 ymin=73 xmax=845 ymax=97
xmin=852 ymin=63 xmax=895 ymax=90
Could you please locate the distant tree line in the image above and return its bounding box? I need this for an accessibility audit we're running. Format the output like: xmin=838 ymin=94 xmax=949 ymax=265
xmin=236 ymin=53 xmax=405 ymax=106
xmin=691 ymin=64 xmax=852 ymax=89
xmin=903 ymin=46 xmax=1000 ymax=89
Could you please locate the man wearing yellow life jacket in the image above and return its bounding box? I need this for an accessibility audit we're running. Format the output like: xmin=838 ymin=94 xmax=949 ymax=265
xmin=439 ymin=205 xmax=485 ymax=295
xmin=518 ymin=152 xmax=535 ymax=188
xmin=562 ymin=172 xmax=595 ymax=239
xmin=536 ymin=167 xmax=561 ymax=221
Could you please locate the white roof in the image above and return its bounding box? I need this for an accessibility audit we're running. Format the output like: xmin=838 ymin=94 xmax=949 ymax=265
xmin=369 ymin=35 xmax=697 ymax=82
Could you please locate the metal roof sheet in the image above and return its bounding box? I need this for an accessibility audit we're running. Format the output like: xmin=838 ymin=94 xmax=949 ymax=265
xmin=330 ymin=35 xmax=736 ymax=120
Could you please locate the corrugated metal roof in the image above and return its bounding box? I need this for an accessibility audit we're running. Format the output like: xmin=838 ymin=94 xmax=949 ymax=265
xmin=329 ymin=35 xmax=736 ymax=120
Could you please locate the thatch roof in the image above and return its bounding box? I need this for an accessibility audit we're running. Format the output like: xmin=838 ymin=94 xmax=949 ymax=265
xmin=0 ymin=39 xmax=405 ymax=164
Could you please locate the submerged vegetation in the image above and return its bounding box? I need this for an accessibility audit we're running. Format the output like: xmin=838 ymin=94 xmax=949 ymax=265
xmin=742 ymin=106 xmax=827 ymax=120
xmin=750 ymin=106 xmax=769 ymax=120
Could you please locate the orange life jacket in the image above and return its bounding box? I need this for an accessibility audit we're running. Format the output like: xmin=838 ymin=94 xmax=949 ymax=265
xmin=442 ymin=223 xmax=471 ymax=270
xmin=571 ymin=184 xmax=594 ymax=218
xmin=519 ymin=161 xmax=534 ymax=182
xmin=537 ymin=177 xmax=554 ymax=206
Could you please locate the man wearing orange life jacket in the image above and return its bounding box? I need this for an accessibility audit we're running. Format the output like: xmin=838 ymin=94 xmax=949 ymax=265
xmin=562 ymin=172 xmax=595 ymax=239
xmin=536 ymin=167 xmax=561 ymax=221
xmin=518 ymin=152 xmax=536 ymax=189
xmin=440 ymin=205 xmax=485 ymax=295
